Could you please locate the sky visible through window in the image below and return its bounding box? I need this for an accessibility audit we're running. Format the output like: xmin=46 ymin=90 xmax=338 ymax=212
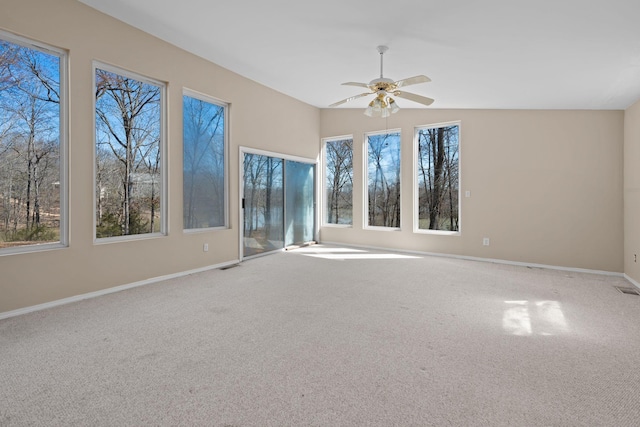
xmin=367 ymin=132 xmax=401 ymax=228
xmin=0 ymin=37 xmax=62 ymax=250
xmin=183 ymin=94 xmax=226 ymax=229
xmin=95 ymin=67 xmax=162 ymax=238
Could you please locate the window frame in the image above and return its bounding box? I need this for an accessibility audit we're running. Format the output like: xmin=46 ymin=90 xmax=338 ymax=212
xmin=182 ymin=88 xmax=230 ymax=233
xmin=0 ymin=30 xmax=69 ymax=255
xmin=322 ymin=135 xmax=354 ymax=228
xmin=413 ymin=120 xmax=462 ymax=236
xmin=364 ymin=129 xmax=402 ymax=231
xmin=92 ymin=61 xmax=168 ymax=243
xmin=238 ymin=146 xmax=317 ymax=261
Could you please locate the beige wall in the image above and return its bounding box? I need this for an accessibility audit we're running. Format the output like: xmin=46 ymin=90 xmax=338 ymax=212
xmin=320 ymin=109 xmax=624 ymax=272
xmin=624 ymin=100 xmax=640 ymax=284
xmin=0 ymin=0 xmax=320 ymax=313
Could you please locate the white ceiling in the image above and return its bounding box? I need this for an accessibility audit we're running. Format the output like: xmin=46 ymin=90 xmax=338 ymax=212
xmin=78 ymin=0 xmax=640 ymax=110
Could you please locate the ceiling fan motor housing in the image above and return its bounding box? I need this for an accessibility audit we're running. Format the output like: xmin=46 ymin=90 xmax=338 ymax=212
xmin=369 ymin=77 xmax=395 ymax=89
xmin=370 ymin=77 xmax=394 ymax=84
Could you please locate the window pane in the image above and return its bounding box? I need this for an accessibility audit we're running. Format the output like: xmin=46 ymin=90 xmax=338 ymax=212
xmin=324 ymin=138 xmax=353 ymax=225
xmin=285 ymin=160 xmax=315 ymax=245
xmin=0 ymin=37 xmax=63 ymax=250
xmin=417 ymin=124 xmax=459 ymax=231
xmin=367 ymin=132 xmax=401 ymax=228
xmin=95 ymin=67 xmax=162 ymax=238
xmin=183 ymin=94 xmax=226 ymax=229
xmin=243 ymin=153 xmax=284 ymax=256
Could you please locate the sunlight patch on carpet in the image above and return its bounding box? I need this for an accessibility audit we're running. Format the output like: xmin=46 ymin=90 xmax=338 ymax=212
xmin=503 ymin=300 xmax=568 ymax=336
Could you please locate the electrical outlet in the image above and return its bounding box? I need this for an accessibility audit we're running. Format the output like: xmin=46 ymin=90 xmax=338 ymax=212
xmin=465 ymin=190 xmax=471 ymax=198
xmin=483 ymin=237 xmax=490 ymax=246
xmin=203 ymin=243 xmax=209 ymax=252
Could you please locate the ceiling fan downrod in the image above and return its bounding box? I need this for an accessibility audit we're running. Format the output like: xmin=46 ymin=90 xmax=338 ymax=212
xmin=377 ymin=45 xmax=388 ymax=79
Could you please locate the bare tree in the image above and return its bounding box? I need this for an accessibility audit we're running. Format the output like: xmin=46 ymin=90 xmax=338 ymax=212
xmin=0 ymin=41 xmax=19 ymax=92
xmin=242 ymin=153 xmax=284 ymax=252
xmin=326 ymin=139 xmax=353 ymax=224
xmin=265 ymin=157 xmax=283 ymax=241
xmin=0 ymin=40 xmax=60 ymax=245
xmin=418 ymin=125 xmax=459 ymax=231
xmin=243 ymin=153 xmax=267 ymax=236
xmin=368 ymin=133 xmax=400 ymax=227
xmin=8 ymin=95 xmax=57 ymax=230
xmin=95 ymin=68 xmax=161 ymax=237
xmin=17 ymin=47 xmax=60 ymax=104
xmin=183 ymin=96 xmax=224 ymax=229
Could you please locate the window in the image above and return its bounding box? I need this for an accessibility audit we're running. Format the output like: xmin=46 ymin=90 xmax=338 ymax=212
xmin=183 ymin=90 xmax=228 ymax=230
xmin=94 ymin=64 xmax=165 ymax=239
xmin=0 ymin=32 xmax=67 ymax=253
xmin=323 ymin=137 xmax=353 ymax=226
xmin=415 ymin=122 xmax=460 ymax=232
xmin=366 ymin=131 xmax=401 ymax=228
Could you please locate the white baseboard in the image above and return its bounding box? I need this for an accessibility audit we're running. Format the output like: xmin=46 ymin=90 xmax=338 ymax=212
xmin=624 ymin=274 xmax=640 ymax=290
xmin=319 ymin=240 xmax=624 ymax=277
xmin=0 ymin=259 xmax=240 ymax=321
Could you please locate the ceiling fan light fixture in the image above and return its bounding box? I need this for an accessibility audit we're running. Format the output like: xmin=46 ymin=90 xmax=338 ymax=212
xmin=364 ymin=95 xmax=398 ymax=117
xmin=364 ymin=97 xmax=380 ymax=117
xmin=389 ymin=97 xmax=400 ymax=114
xmin=364 ymin=100 xmax=377 ymax=117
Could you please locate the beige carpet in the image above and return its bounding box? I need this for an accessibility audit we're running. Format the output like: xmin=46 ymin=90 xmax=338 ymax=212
xmin=1 ymin=245 xmax=639 ymax=426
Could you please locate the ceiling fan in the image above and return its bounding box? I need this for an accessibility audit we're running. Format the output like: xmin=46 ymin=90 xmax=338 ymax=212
xmin=329 ymin=45 xmax=434 ymax=117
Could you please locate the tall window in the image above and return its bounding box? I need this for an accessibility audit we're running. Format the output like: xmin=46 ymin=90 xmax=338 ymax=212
xmin=0 ymin=32 xmax=66 ymax=252
xmin=366 ymin=131 xmax=401 ymax=228
xmin=183 ymin=91 xmax=227 ymax=230
xmin=94 ymin=64 xmax=165 ymax=239
xmin=415 ymin=122 xmax=460 ymax=232
xmin=324 ymin=137 xmax=353 ymax=225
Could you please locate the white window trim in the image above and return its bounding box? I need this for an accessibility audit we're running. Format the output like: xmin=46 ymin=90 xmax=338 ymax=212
xmin=321 ymin=135 xmax=354 ymax=228
xmin=182 ymin=88 xmax=230 ymax=233
xmin=92 ymin=61 xmax=168 ymax=244
xmin=413 ymin=120 xmax=462 ymax=236
xmin=364 ymin=129 xmax=402 ymax=231
xmin=0 ymin=30 xmax=69 ymax=256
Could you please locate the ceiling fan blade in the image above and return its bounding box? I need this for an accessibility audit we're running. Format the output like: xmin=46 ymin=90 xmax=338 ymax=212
xmin=329 ymin=92 xmax=372 ymax=107
xmin=394 ymin=75 xmax=431 ymax=88
xmin=341 ymin=81 xmax=371 ymax=89
xmin=393 ymin=91 xmax=435 ymax=106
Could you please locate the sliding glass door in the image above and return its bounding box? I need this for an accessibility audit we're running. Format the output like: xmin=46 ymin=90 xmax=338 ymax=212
xmin=243 ymin=153 xmax=284 ymax=257
xmin=242 ymin=151 xmax=315 ymax=258
xmin=285 ymin=161 xmax=315 ymax=246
